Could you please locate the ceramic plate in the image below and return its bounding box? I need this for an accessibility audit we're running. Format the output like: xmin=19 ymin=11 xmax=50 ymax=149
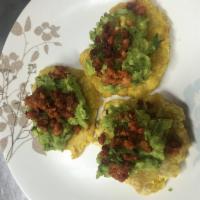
xmin=1 ymin=0 xmax=200 ymax=199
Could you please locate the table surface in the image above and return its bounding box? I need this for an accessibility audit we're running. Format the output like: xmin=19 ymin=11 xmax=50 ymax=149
xmin=0 ymin=1 xmax=30 ymax=199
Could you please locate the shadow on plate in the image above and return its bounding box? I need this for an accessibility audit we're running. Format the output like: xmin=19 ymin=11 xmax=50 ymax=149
xmin=160 ymin=91 xmax=196 ymax=170
xmin=161 ymin=90 xmax=195 ymax=142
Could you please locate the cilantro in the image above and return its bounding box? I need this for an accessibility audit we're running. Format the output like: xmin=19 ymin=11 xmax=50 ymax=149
xmin=147 ymin=34 xmax=162 ymax=54
xmin=168 ymin=187 xmax=173 ymax=192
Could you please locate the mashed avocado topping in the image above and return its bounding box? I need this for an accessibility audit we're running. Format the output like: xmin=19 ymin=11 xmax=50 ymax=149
xmin=25 ymin=67 xmax=89 ymax=151
xmin=87 ymin=1 xmax=162 ymax=91
xmin=96 ymin=99 xmax=182 ymax=182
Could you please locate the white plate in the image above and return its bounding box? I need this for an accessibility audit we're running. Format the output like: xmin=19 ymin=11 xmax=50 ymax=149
xmin=1 ymin=0 xmax=200 ymax=199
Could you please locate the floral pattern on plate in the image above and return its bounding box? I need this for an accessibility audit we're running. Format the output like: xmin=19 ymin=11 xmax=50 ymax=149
xmin=0 ymin=16 xmax=62 ymax=161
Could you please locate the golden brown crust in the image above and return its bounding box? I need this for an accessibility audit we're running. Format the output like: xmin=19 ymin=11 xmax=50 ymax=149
xmin=80 ymin=0 xmax=170 ymax=97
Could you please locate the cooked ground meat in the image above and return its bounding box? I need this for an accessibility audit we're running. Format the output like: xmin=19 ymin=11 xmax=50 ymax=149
xmin=111 ymin=136 xmax=125 ymax=148
xmin=36 ymin=116 xmax=49 ymax=131
xmin=165 ymin=134 xmax=182 ymax=155
xmin=108 ymin=163 xmax=130 ymax=182
xmin=51 ymin=121 xmax=63 ymax=136
xmin=26 ymin=110 xmax=40 ymax=120
xmin=127 ymin=1 xmax=146 ymax=16
xmin=97 ymin=110 xmax=153 ymax=182
xmin=123 ymin=139 xmax=135 ymax=150
xmin=25 ymin=85 xmax=78 ymax=135
xmin=50 ymin=91 xmax=77 ymax=119
xmin=49 ymin=66 xmax=69 ymax=79
xmin=25 ymin=87 xmax=49 ymax=110
xmin=99 ymin=147 xmax=109 ymax=160
xmin=114 ymin=111 xmax=151 ymax=152
xmin=101 ymin=68 xmax=131 ymax=86
xmin=122 ymin=154 xmax=138 ymax=162
xmin=73 ymin=125 xmax=81 ymax=134
xmin=98 ymin=133 xmax=106 ymax=145
xmin=90 ymin=21 xmax=132 ymax=85
xmin=139 ymin=140 xmax=152 ymax=152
